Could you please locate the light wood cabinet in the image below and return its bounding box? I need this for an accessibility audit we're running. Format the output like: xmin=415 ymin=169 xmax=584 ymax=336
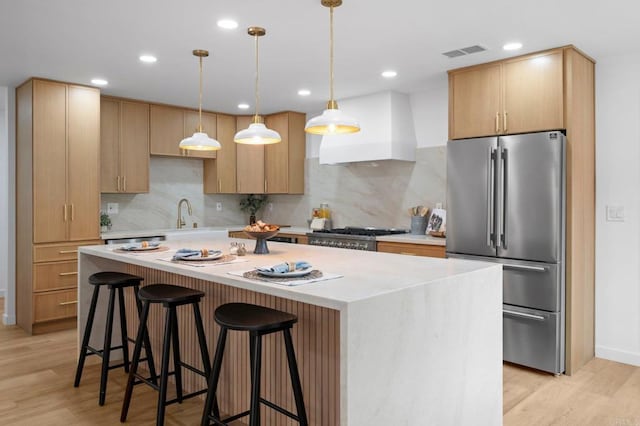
xmin=16 ymin=78 xmax=101 ymax=334
xmin=203 ymin=114 xmax=237 ymax=193
xmin=449 ymin=49 xmax=564 ymax=139
xmin=448 ymin=46 xmax=596 ymax=375
xmin=150 ymin=104 xmax=218 ymax=159
xmin=235 ymin=112 xmax=306 ymax=194
xmin=377 ymin=241 xmax=446 ymax=258
xmin=100 ymin=97 xmax=150 ymax=193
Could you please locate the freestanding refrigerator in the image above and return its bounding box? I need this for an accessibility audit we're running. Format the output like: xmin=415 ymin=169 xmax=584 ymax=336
xmin=446 ymin=130 xmax=566 ymax=374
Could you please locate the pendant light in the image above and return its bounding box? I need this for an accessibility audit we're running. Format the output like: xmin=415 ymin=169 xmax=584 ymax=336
xmin=234 ymin=27 xmax=281 ymax=145
xmin=305 ymin=0 xmax=360 ymax=135
xmin=179 ymin=50 xmax=221 ymax=151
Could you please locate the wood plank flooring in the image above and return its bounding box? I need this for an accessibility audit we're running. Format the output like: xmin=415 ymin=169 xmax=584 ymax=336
xmin=1 ymin=298 xmax=640 ymax=425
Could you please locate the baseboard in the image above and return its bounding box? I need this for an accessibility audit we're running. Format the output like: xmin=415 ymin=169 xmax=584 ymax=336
xmin=596 ymin=345 xmax=640 ymax=367
xmin=3 ymin=312 xmax=16 ymax=325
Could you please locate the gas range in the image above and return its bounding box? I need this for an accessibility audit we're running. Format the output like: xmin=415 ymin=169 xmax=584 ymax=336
xmin=306 ymin=227 xmax=409 ymax=251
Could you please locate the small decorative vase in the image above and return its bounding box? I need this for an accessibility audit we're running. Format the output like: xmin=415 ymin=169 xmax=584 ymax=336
xmin=249 ymin=214 xmax=256 ymax=225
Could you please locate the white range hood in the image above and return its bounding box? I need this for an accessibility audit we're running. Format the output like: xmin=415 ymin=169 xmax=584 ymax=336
xmin=319 ymin=91 xmax=417 ymax=164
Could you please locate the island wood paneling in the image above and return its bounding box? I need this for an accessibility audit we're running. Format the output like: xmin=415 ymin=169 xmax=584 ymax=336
xmin=124 ymin=265 xmax=340 ymax=425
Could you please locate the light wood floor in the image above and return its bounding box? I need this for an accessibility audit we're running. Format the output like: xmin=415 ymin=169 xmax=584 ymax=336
xmin=1 ymin=298 xmax=639 ymax=425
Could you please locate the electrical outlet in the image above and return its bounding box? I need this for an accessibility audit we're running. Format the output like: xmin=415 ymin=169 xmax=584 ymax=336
xmin=268 ymin=202 xmax=273 ymax=212
xmin=606 ymin=205 xmax=624 ymax=222
xmin=216 ymin=202 xmax=223 ymax=212
xmin=107 ymin=203 xmax=119 ymax=214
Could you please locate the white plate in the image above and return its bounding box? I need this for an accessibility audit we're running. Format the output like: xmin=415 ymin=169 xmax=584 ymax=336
xmin=257 ymin=268 xmax=313 ymax=278
xmin=177 ymin=251 xmax=223 ymax=261
xmin=122 ymin=244 xmax=161 ymax=251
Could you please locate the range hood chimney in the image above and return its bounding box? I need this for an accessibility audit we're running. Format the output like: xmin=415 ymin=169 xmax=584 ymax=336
xmin=319 ymin=91 xmax=416 ymax=164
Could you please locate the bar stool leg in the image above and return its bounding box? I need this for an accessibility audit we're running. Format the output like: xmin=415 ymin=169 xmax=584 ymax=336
xmin=117 ymin=287 xmax=130 ymax=373
xmin=193 ymin=303 xmax=219 ymax=417
xmin=201 ymin=327 xmax=227 ymax=426
xmin=249 ymin=332 xmax=262 ymax=426
xmin=284 ymin=328 xmax=308 ymax=426
xmin=134 ymin=285 xmax=158 ymax=385
xmin=99 ymin=287 xmax=117 ymax=406
xmin=121 ymin=300 xmax=150 ymax=423
xmin=171 ymin=307 xmax=184 ymax=404
xmin=157 ymin=306 xmax=174 ymax=426
xmin=74 ymin=285 xmax=100 ymax=387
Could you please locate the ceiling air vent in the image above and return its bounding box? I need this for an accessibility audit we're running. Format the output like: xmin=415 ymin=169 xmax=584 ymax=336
xmin=442 ymin=45 xmax=487 ymax=58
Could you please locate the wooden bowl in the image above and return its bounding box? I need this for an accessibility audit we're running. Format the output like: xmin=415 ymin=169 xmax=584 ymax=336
xmin=243 ymin=228 xmax=280 ymax=254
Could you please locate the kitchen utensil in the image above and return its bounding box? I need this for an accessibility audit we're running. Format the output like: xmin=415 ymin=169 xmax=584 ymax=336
xmin=420 ymin=206 xmax=430 ymax=217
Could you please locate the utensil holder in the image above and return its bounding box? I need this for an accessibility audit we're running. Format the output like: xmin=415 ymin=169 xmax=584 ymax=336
xmin=410 ymin=216 xmax=428 ymax=235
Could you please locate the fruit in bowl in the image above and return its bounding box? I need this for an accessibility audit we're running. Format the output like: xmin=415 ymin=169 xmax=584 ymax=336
xmin=243 ymin=220 xmax=279 ymax=233
xmin=242 ymin=221 xmax=280 ymax=254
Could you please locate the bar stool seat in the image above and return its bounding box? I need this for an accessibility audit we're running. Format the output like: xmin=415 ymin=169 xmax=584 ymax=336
xmin=202 ymin=303 xmax=308 ymax=426
xmin=74 ymin=272 xmax=157 ymax=406
xmin=121 ymin=284 xmax=217 ymax=426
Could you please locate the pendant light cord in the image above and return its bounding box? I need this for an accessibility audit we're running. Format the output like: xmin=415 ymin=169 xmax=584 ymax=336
xmin=329 ymin=5 xmax=335 ymax=103
xmin=254 ymin=33 xmax=260 ymax=123
xmin=198 ymin=55 xmax=203 ymax=132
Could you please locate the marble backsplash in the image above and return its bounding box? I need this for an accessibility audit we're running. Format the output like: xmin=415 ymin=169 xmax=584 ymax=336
xmin=102 ymin=146 xmax=446 ymax=232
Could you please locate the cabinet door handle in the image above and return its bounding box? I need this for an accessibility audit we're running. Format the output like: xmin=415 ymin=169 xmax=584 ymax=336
xmin=495 ymin=112 xmax=500 ymax=133
xmin=59 ymin=300 xmax=78 ymax=306
xmin=264 ymin=180 xmax=267 ymax=193
xmin=218 ymin=179 xmax=221 ymax=193
xmin=503 ymin=111 xmax=508 ymax=132
xmin=58 ymin=271 xmax=78 ymax=276
xmin=58 ymin=250 xmax=78 ymax=254
xmin=117 ymin=176 xmax=121 ymax=192
xmin=63 ymin=205 xmax=68 ymax=222
xmin=70 ymin=204 xmax=74 ymax=221
xmin=123 ymin=176 xmax=126 ymax=192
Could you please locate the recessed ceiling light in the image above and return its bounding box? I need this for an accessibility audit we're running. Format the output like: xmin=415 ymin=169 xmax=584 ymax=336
xmin=139 ymin=55 xmax=157 ymax=63
xmin=238 ymin=103 xmax=250 ymax=110
xmin=91 ymin=78 xmax=108 ymax=86
xmin=217 ymin=19 xmax=238 ymax=30
xmin=298 ymin=89 xmax=311 ymax=96
xmin=503 ymin=42 xmax=523 ymax=51
xmin=381 ymin=70 xmax=397 ymax=78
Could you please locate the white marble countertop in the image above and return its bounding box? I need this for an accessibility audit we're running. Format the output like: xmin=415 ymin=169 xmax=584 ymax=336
xmin=80 ymin=237 xmax=493 ymax=310
xmin=102 ymin=226 xmax=446 ymax=245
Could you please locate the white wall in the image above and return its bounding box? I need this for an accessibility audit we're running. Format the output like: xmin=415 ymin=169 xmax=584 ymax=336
xmin=0 ymin=87 xmax=7 ymax=299
xmin=594 ymin=53 xmax=640 ymax=366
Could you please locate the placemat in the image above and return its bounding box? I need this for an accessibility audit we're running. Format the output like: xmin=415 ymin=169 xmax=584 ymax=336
xmin=166 ymin=254 xmax=247 ymax=267
xmin=228 ymin=270 xmax=343 ymax=286
xmin=113 ymin=246 xmax=171 ymax=254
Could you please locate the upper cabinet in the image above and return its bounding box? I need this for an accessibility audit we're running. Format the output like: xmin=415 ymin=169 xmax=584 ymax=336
xmin=100 ymin=97 xmax=150 ymax=193
xmin=17 ymin=79 xmax=100 ymax=244
xmin=203 ymin=114 xmax=237 ymax=193
xmin=449 ymin=49 xmax=564 ymax=139
xmin=149 ymin=104 xmax=217 ymax=159
xmin=235 ymin=112 xmax=306 ymax=194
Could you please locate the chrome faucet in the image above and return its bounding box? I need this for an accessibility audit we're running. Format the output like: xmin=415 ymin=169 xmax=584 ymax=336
xmin=177 ymin=198 xmax=193 ymax=229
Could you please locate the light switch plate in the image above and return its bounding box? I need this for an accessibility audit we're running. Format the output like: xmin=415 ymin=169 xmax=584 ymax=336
xmin=606 ymin=205 xmax=624 ymax=222
xmin=216 ymin=202 xmax=223 ymax=212
xmin=107 ymin=203 xmax=119 ymax=214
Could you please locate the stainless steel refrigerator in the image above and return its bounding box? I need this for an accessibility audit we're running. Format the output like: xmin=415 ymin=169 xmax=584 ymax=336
xmin=446 ymin=130 xmax=565 ymax=374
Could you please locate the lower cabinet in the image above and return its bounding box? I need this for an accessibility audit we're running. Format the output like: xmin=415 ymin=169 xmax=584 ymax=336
xmin=377 ymin=241 xmax=446 ymax=258
xmin=26 ymin=240 xmax=102 ymax=333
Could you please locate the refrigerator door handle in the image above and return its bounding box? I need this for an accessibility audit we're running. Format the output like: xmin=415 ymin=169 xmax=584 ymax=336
xmin=503 ymin=309 xmax=546 ymax=321
xmin=487 ymin=147 xmax=496 ymax=247
xmin=503 ymin=263 xmax=548 ymax=272
xmin=500 ymin=147 xmax=508 ymax=249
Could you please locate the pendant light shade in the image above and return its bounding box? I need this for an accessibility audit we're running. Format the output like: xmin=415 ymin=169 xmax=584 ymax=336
xmin=234 ymin=27 xmax=281 ymax=145
xmin=179 ymin=49 xmax=221 ymax=151
xmin=305 ymin=0 xmax=360 ymax=135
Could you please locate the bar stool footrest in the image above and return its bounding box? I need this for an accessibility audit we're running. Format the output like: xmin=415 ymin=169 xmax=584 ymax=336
xmin=260 ymin=398 xmax=302 ymax=422
xmin=164 ymin=388 xmax=208 ymax=406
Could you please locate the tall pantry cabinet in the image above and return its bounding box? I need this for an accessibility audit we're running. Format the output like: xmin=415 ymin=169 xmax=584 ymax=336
xmin=16 ymin=78 xmax=102 ymax=334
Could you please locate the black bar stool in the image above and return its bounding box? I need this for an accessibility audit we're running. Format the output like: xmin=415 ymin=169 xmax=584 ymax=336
xmin=120 ymin=284 xmax=217 ymax=426
xmin=202 ymin=303 xmax=308 ymax=426
xmin=74 ymin=271 xmax=157 ymax=406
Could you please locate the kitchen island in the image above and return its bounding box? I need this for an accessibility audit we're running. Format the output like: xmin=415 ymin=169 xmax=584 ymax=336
xmin=78 ymin=236 xmax=502 ymax=425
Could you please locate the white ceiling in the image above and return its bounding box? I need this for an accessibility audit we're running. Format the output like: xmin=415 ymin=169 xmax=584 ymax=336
xmin=0 ymin=0 xmax=637 ymax=115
